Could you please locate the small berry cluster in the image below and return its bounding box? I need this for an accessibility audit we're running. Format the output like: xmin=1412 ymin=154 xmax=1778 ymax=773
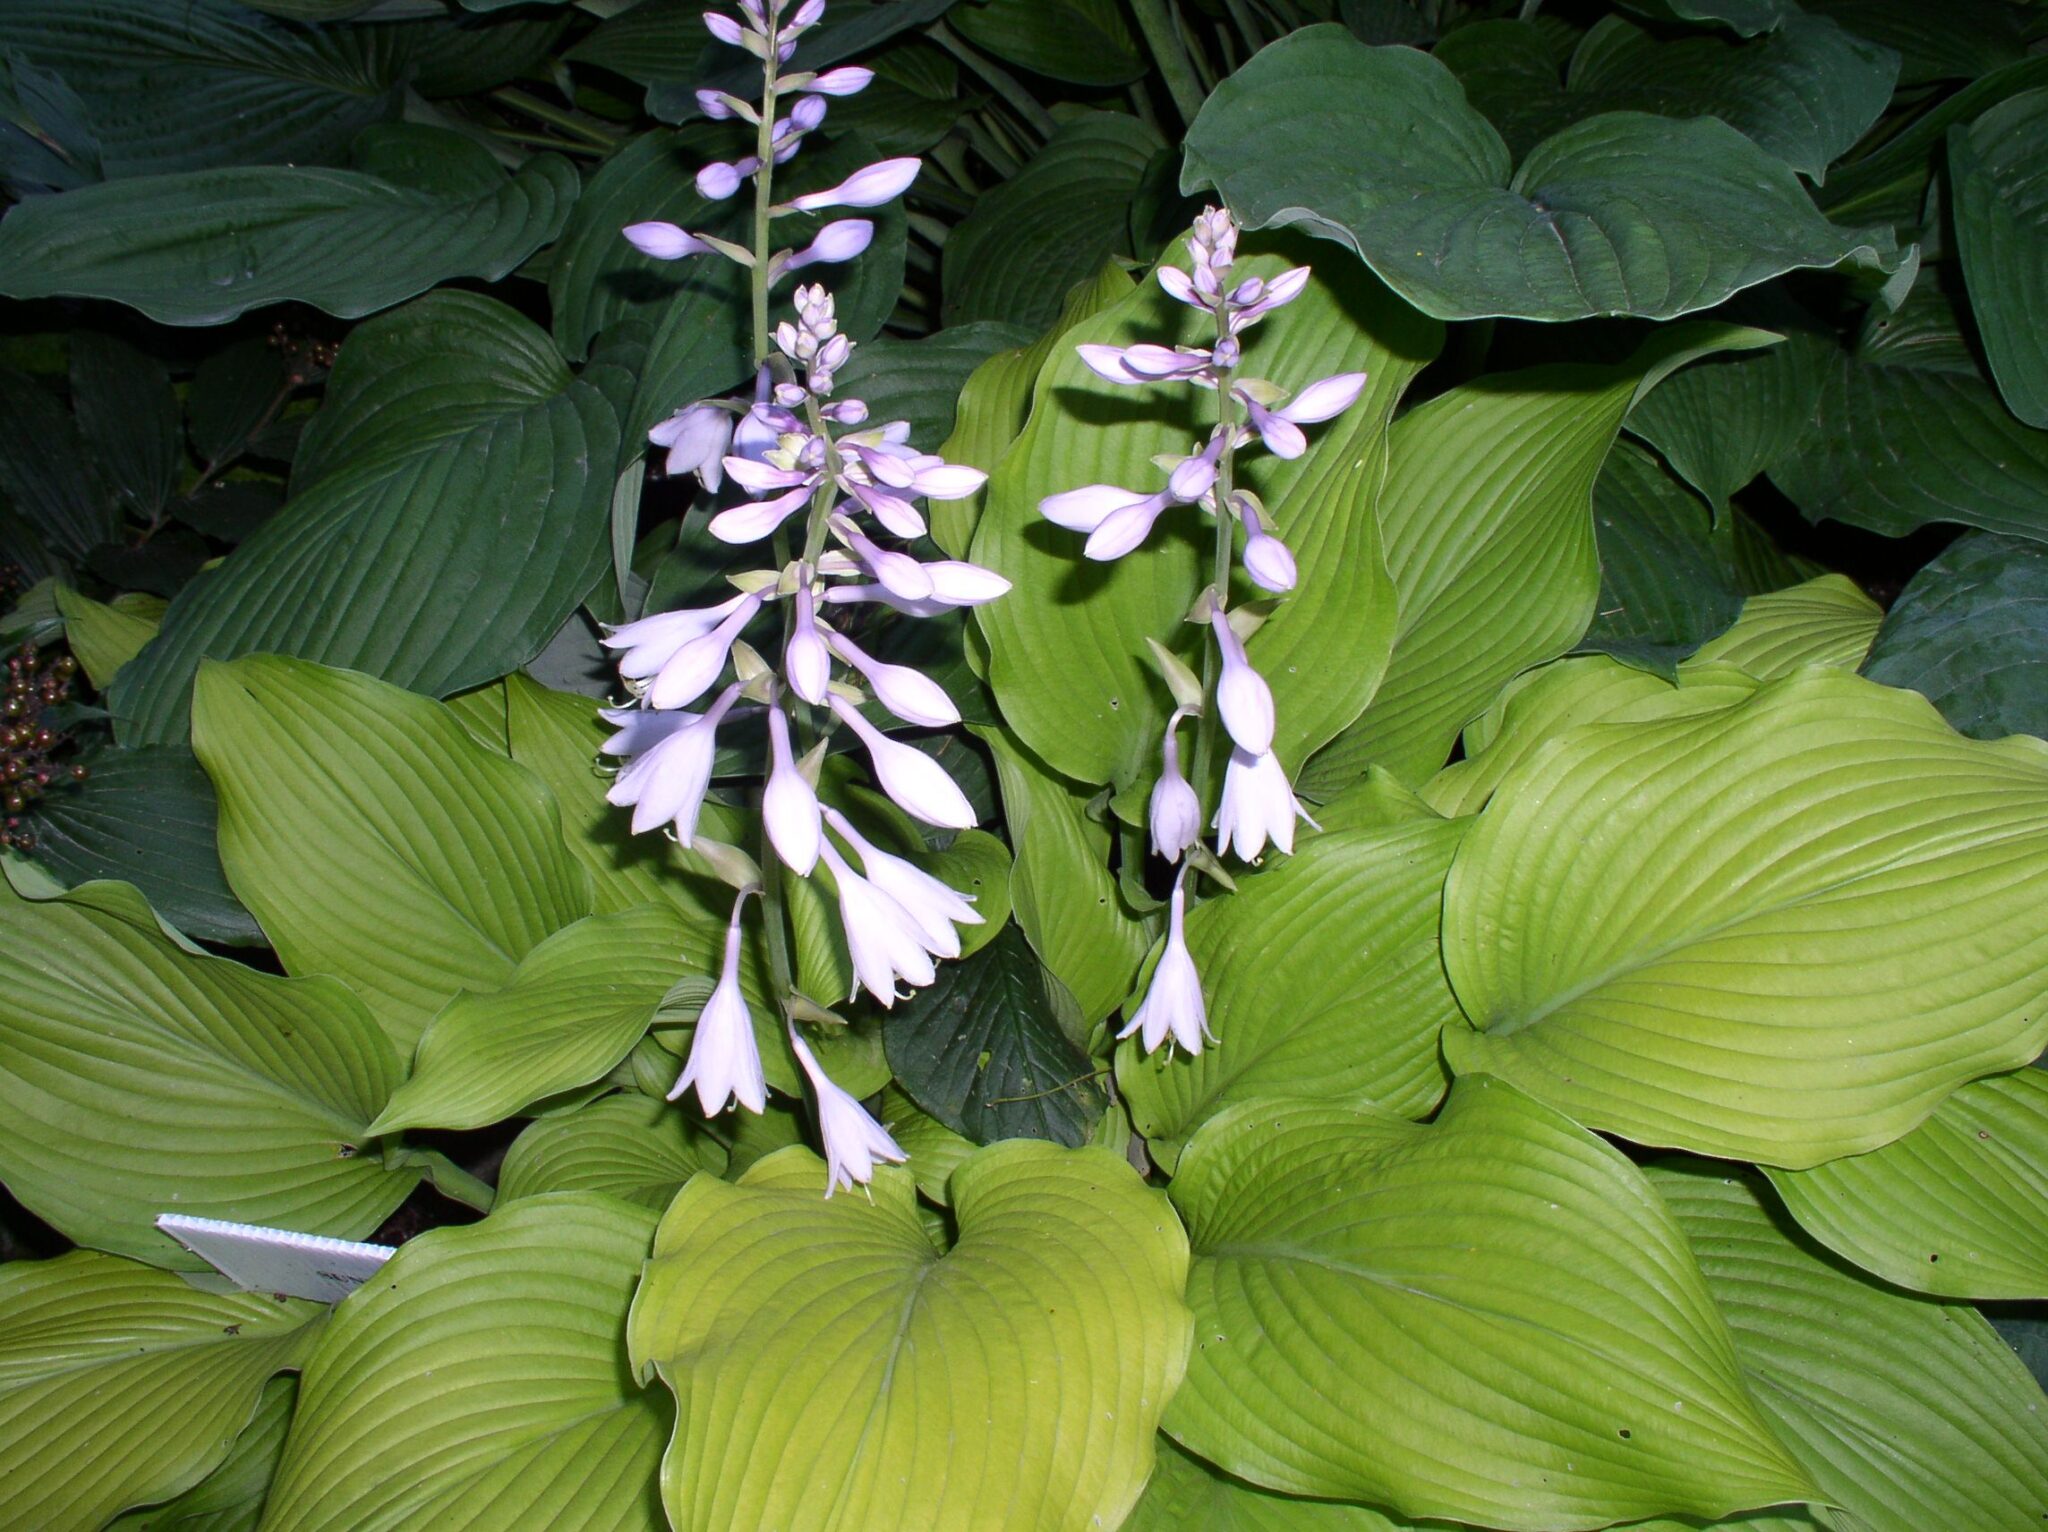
xmin=2 ymin=645 xmax=86 ymax=853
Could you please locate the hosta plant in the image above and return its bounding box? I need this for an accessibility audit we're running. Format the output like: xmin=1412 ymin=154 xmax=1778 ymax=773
xmin=2 ymin=0 xmax=2047 ymax=1529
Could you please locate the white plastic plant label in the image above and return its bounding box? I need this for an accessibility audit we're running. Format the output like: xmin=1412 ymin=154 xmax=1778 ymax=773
xmin=156 ymin=1214 xmax=395 ymax=1303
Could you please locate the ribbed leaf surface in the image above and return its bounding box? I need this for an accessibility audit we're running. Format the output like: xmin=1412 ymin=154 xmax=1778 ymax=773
xmin=497 ymin=1093 xmax=725 ymax=1210
xmin=1445 ymin=669 xmax=2048 ymax=1165
xmin=1680 ymin=574 xmax=1881 ymax=679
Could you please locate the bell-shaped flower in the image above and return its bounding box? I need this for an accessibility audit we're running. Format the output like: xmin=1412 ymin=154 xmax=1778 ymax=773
xmin=709 ymin=483 xmax=811 ymax=544
xmin=670 ymin=893 xmax=767 ymax=1115
xmin=826 ymin=694 xmax=975 ymax=829
xmin=823 ymin=808 xmax=979 ymax=959
xmin=789 ymin=1024 xmax=907 ymax=1196
xmin=1118 ymin=873 xmax=1211 ymax=1055
xmin=1149 ymin=710 xmax=1201 ymax=862
xmin=832 ymin=517 xmax=933 ymax=600
xmin=647 ymin=402 xmax=733 ymax=489
xmin=762 ymin=706 xmax=821 ymax=875
xmin=778 ymin=218 xmax=873 ymax=275
xmin=819 ymin=840 xmax=935 ymax=1004
xmin=1040 ymin=482 xmax=1143 ymax=533
xmin=1214 ymin=745 xmax=1313 ymax=862
xmin=786 ymin=156 xmax=920 ymax=211
xmin=603 ymin=682 xmax=742 ymax=842
xmin=623 ymin=221 xmax=710 ymax=261
xmin=1210 ymin=608 xmax=1275 ymax=755
xmin=647 ymin=591 xmax=764 ymax=710
xmin=603 ymin=591 xmax=751 ymax=682
xmin=783 ymin=585 xmax=832 ymax=703
xmin=1087 ymin=489 xmax=1175 ymax=561
xmin=828 ymin=629 xmax=958 ymax=727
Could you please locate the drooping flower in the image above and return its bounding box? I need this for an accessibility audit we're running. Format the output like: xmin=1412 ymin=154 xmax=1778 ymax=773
xmin=1210 ymin=607 xmax=1275 ymax=756
xmin=782 ymin=583 xmax=831 ymax=704
xmin=1118 ymin=872 xmax=1210 ymax=1055
xmin=670 ymin=891 xmax=768 ymax=1115
xmin=818 ymin=838 xmax=935 ymax=1004
xmin=1214 ymin=745 xmax=1314 ymax=862
xmin=789 ymin=1023 xmax=906 ymax=1195
xmin=601 ymin=682 xmax=742 ymax=842
xmin=823 ymin=807 xmax=979 ymax=959
xmin=784 ymin=156 xmax=921 ymax=212
xmin=827 ymin=628 xmax=959 ymax=727
xmin=647 ymin=402 xmax=734 ymax=488
xmin=1149 ymin=708 xmax=1200 ymax=862
xmin=825 ymin=694 xmax=976 ymax=829
xmin=762 ymin=705 xmax=821 ymax=875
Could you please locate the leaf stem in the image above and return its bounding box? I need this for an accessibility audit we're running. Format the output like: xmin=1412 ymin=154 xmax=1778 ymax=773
xmin=930 ymin=21 xmax=1059 ymax=140
xmin=488 ymin=87 xmax=620 ymax=149
xmin=1128 ymin=0 xmax=1207 ymax=123
xmin=1191 ymin=309 xmax=1240 ymax=805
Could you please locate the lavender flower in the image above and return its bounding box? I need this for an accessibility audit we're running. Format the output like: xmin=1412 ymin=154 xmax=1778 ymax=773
xmin=670 ymin=890 xmax=768 ymax=1114
xmin=1150 ymin=708 xmax=1201 ymax=864
xmin=1119 ymin=873 xmax=1211 ymax=1056
xmin=789 ymin=1023 xmax=905 ymax=1196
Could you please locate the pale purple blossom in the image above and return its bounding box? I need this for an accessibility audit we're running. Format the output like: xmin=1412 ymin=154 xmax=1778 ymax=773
xmin=828 ymin=628 xmax=959 ymax=727
xmin=671 ymin=891 xmax=767 ymax=1114
xmin=823 ymin=808 xmax=980 ymax=959
xmin=1210 ymin=608 xmax=1275 ymax=756
xmin=1119 ymin=873 xmax=1210 ymax=1055
xmin=762 ymin=706 xmax=822 ymax=875
xmin=789 ymin=1023 xmax=905 ymax=1195
xmin=819 ymin=838 xmax=935 ymax=1004
xmin=648 ymin=402 xmax=733 ymax=488
xmin=623 ymin=221 xmax=711 ymax=261
xmin=1214 ymin=745 xmax=1314 ymax=862
xmin=801 ymin=66 xmax=873 ymax=95
xmin=826 ymin=694 xmax=975 ymax=829
xmin=1150 ymin=708 xmax=1200 ymax=862
xmin=783 ymin=584 xmax=831 ymax=704
xmin=785 ymin=157 xmax=920 ymax=212
xmin=602 ymin=682 xmax=742 ymax=842
xmin=778 ymin=218 xmax=873 ymax=275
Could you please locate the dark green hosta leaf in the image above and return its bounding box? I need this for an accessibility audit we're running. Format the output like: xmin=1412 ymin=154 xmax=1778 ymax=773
xmin=1821 ymin=55 xmax=2048 ymax=227
xmin=943 ymin=112 xmax=1163 ymax=330
xmin=1767 ymin=344 xmax=2048 ymax=542
xmin=0 ymin=878 xmax=419 ymax=1265
xmin=1164 ymin=1085 xmax=1815 ymax=1526
xmin=261 ymin=1195 xmax=667 ymax=1532
xmin=1767 ymin=1068 xmax=2048 ymax=1299
xmin=1182 ymin=26 xmax=1897 ymax=322
xmin=951 ymin=0 xmax=1145 ymax=86
xmin=1627 ymin=332 xmax=1829 ymax=507
xmin=0 ymin=364 xmax=116 ymax=566
xmin=106 ymin=1374 xmax=296 ymax=1532
xmin=834 ymin=322 xmax=1033 ymax=451
xmin=0 ymin=48 xmax=100 ymax=196
xmin=1567 ymin=11 xmax=1898 ymax=181
xmin=0 ymin=1252 xmax=321 ymax=1530
xmin=69 ymin=332 xmax=178 ymax=522
xmin=1119 ymin=818 xmax=1466 ymax=1168
xmin=1803 ymin=0 xmax=2028 ymax=85
xmin=1618 ymin=0 xmax=1796 ymax=34
xmin=1951 ymin=87 xmax=2048 ymax=427
xmin=0 ymin=125 xmax=577 ymax=327
xmin=406 ymin=10 xmax=569 ymax=98
xmin=191 ymin=655 xmax=592 ymax=1053
xmin=111 ymin=292 xmax=620 ymax=745
xmin=884 ymin=921 xmax=1103 ymax=1147
xmin=1862 ymin=531 xmax=2048 ymax=740
xmin=1434 ymin=20 xmax=1575 ymax=162
xmin=0 ymin=0 xmax=404 ymax=176
xmin=23 ymin=742 xmax=261 ymax=946
xmin=1654 ymin=1162 xmax=2048 ymax=1532
xmin=1444 ymin=669 xmax=2048 ymax=1166
xmin=1578 ymin=441 xmax=1745 ymax=673
xmin=628 ymin=1142 xmax=1189 ymax=1532
xmin=497 ymin=1092 xmax=726 ymax=1210
xmin=971 ymin=238 xmax=1436 ymax=801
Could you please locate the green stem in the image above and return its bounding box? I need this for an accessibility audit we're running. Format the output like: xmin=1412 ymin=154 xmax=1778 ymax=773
xmin=1190 ymin=309 xmax=1240 ymax=803
xmin=489 ymin=87 xmax=619 ymax=148
xmin=750 ymin=60 xmax=781 ymax=367
xmin=387 ymin=1146 xmax=496 ymax=1213
xmin=1126 ymin=0 xmax=1206 ymax=125
xmin=931 ymin=21 xmax=1059 ymax=140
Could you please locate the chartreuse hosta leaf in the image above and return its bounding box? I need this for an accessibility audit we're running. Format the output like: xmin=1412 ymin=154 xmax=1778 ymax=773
xmin=54 ymin=586 xmax=164 ymax=690
xmin=1302 ymin=325 xmax=1772 ymax=794
xmin=0 ymin=879 xmax=416 ymax=1266
xmin=369 ymin=906 xmax=690 ymax=1135
xmin=1680 ymin=573 xmax=1881 ymax=680
xmin=1444 ymin=669 xmax=2048 ymax=1167
xmin=1119 ymin=818 xmax=1467 ymax=1169
xmin=260 ymin=1194 xmax=664 ymax=1532
xmin=112 ymin=292 xmax=622 ymax=746
xmin=1765 ymin=1068 xmax=2048 ymax=1299
xmin=1951 ymin=88 xmax=2048 ymax=426
xmin=192 ymin=655 xmax=592 ymax=1053
xmin=976 ymin=725 xmax=1156 ymax=1026
xmin=1123 ymin=1435 xmax=1409 ymax=1531
xmin=971 ymin=234 xmax=1438 ymax=800
xmin=108 ymin=1374 xmax=298 ymax=1532
xmin=1654 ymin=1162 xmax=2048 ymax=1532
xmin=627 ymin=1141 xmax=1191 ymax=1532
xmin=1182 ymin=26 xmax=1896 ymax=323
xmin=497 ymin=1092 xmax=726 ymax=1211
xmin=0 ymin=1252 xmax=321 ymax=1530
xmin=1165 ymin=1083 xmax=1815 ymax=1528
